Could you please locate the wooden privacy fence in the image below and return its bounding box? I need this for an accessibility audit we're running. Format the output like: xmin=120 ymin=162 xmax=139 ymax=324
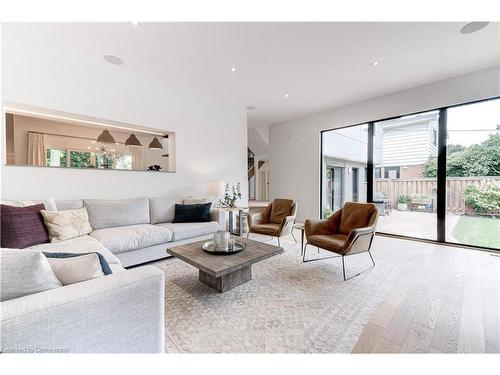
xmin=374 ymin=176 xmax=500 ymax=213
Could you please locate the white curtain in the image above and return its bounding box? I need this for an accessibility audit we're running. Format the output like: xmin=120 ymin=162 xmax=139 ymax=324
xmin=27 ymin=132 xmax=47 ymax=166
xmin=131 ymin=146 xmax=144 ymax=171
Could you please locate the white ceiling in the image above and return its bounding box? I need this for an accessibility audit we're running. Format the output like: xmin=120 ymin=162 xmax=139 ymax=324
xmin=2 ymin=22 xmax=499 ymax=129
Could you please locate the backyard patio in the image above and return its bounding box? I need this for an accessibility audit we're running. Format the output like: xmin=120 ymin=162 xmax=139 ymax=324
xmin=377 ymin=210 xmax=500 ymax=249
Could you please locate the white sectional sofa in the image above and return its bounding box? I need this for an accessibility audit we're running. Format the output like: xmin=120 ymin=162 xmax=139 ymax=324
xmin=0 ymin=197 xmax=224 ymax=353
xmin=53 ymin=197 xmax=224 ymax=267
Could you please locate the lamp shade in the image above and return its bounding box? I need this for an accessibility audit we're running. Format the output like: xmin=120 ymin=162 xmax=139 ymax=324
xmin=207 ymin=181 xmax=226 ymax=198
xmin=148 ymin=137 xmax=163 ymax=150
xmin=96 ymin=129 xmax=116 ymax=144
xmin=125 ymin=133 xmax=142 ymax=147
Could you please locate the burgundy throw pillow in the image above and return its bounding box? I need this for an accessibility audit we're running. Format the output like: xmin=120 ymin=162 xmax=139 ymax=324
xmin=0 ymin=204 xmax=50 ymax=248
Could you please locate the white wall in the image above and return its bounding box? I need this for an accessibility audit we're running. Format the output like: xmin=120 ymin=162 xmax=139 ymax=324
xmin=269 ymin=66 xmax=500 ymax=221
xmin=1 ymin=32 xmax=248 ymax=202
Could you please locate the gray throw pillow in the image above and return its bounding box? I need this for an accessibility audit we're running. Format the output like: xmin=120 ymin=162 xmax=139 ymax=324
xmin=0 ymin=249 xmax=62 ymax=301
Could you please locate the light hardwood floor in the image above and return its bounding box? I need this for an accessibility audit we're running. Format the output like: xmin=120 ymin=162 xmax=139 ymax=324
xmin=350 ymin=235 xmax=500 ymax=353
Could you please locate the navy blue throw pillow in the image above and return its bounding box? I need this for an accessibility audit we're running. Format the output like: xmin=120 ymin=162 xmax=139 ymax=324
xmin=42 ymin=252 xmax=113 ymax=275
xmin=172 ymin=203 xmax=212 ymax=223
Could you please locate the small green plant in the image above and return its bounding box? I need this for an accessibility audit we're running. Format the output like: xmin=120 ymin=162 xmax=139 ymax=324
xmin=398 ymin=195 xmax=412 ymax=204
xmin=322 ymin=208 xmax=333 ymax=219
xmin=219 ymin=183 xmax=242 ymax=208
xmin=464 ymin=181 xmax=500 ymax=214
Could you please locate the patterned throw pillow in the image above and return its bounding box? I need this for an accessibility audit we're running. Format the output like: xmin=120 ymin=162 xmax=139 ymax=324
xmin=0 ymin=204 xmax=50 ymax=248
xmin=41 ymin=207 xmax=92 ymax=242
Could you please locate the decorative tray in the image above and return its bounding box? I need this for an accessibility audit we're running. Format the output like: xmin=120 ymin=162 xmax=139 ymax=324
xmin=202 ymin=240 xmax=246 ymax=255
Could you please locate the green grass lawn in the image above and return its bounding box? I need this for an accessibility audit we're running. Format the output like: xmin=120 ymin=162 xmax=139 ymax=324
xmin=452 ymin=215 xmax=500 ymax=249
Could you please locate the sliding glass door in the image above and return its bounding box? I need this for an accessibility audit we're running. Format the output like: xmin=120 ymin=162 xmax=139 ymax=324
xmin=319 ymin=96 xmax=499 ymax=251
xmin=373 ymin=111 xmax=439 ymax=240
xmin=445 ymin=98 xmax=500 ymax=249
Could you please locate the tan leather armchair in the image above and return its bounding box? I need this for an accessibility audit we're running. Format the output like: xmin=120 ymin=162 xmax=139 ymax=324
xmin=247 ymin=199 xmax=297 ymax=247
xmin=304 ymin=202 xmax=378 ymax=280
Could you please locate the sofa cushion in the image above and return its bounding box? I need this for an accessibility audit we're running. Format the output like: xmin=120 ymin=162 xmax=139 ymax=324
xmin=0 ymin=249 xmax=61 ymax=301
xmin=1 ymin=197 xmax=57 ymax=211
xmin=157 ymin=221 xmax=218 ymax=242
xmin=84 ymin=197 xmax=150 ymax=230
xmin=56 ymin=199 xmax=83 ymax=211
xmin=149 ymin=197 xmax=181 ymax=224
xmin=28 ymin=235 xmax=121 ymax=266
xmin=1 ymin=204 xmax=49 ymax=248
xmin=89 ymin=224 xmax=172 ymax=254
xmin=41 ymin=207 xmax=93 ymax=242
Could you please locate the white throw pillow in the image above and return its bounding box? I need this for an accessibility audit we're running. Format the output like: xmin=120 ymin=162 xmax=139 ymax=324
xmin=44 ymin=253 xmax=105 ymax=285
xmin=0 ymin=197 xmax=57 ymax=211
xmin=0 ymin=249 xmax=62 ymax=301
xmin=41 ymin=207 xmax=92 ymax=242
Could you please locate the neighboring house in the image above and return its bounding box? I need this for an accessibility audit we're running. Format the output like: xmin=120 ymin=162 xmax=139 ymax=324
xmin=321 ymin=113 xmax=438 ymax=214
xmin=375 ymin=112 xmax=439 ymax=179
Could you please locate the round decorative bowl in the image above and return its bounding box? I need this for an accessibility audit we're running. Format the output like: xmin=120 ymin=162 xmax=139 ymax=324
xmin=202 ymin=240 xmax=246 ymax=255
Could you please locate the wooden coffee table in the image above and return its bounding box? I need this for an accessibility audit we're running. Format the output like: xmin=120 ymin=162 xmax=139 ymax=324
xmin=167 ymin=236 xmax=283 ymax=292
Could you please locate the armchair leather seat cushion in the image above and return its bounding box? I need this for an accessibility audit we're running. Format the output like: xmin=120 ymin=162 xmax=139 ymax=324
xmin=269 ymin=199 xmax=294 ymax=224
xmin=90 ymin=224 xmax=172 ymax=254
xmin=339 ymin=202 xmax=378 ymax=235
xmin=307 ymin=234 xmax=347 ymax=254
xmin=250 ymin=223 xmax=281 ymax=236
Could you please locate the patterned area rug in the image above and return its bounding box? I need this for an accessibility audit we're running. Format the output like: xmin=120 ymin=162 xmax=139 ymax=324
xmin=152 ymin=238 xmax=403 ymax=353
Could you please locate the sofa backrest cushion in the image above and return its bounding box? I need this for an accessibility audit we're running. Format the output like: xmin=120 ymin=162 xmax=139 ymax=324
xmin=84 ymin=197 xmax=150 ymax=230
xmin=1 ymin=197 xmax=57 ymax=211
xmin=56 ymin=199 xmax=83 ymax=211
xmin=149 ymin=197 xmax=182 ymax=224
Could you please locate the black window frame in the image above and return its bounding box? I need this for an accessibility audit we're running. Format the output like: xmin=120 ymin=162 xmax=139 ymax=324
xmin=319 ymin=95 xmax=500 ymax=252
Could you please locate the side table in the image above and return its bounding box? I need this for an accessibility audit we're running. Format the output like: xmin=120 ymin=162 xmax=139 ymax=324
xmin=216 ymin=206 xmax=248 ymax=236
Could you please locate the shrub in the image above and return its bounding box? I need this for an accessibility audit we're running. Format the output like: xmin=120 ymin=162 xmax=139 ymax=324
xmin=398 ymin=195 xmax=411 ymax=204
xmin=464 ymin=181 xmax=500 ymax=214
xmin=322 ymin=208 xmax=333 ymax=219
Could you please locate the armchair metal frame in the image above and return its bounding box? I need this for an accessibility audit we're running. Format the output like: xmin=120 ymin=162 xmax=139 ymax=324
xmin=302 ymin=236 xmax=376 ymax=281
xmin=303 ymin=202 xmax=378 ymax=281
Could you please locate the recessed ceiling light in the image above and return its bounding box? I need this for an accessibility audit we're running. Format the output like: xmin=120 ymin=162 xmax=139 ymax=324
xmin=131 ymin=21 xmax=139 ymax=26
xmin=460 ymin=22 xmax=489 ymax=34
xmin=231 ymin=67 xmax=237 ymax=72
xmin=104 ymin=55 xmax=124 ymax=66
xmin=371 ymin=61 xmax=380 ymax=66
xmin=283 ymin=93 xmax=289 ymax=98
xmin=246 ymin=106 xmax=256 ymax=111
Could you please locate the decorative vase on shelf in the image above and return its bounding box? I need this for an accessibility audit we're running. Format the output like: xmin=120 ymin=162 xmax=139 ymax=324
xmin=214 ymin=230 xmax=230 ymax=251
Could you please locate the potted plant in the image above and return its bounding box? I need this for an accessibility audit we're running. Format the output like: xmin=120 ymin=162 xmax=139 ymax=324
xmin=219 ymin=182 xmax=242 ymax=208
xmin=398 ymin=195 xmax=411 ymax=211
